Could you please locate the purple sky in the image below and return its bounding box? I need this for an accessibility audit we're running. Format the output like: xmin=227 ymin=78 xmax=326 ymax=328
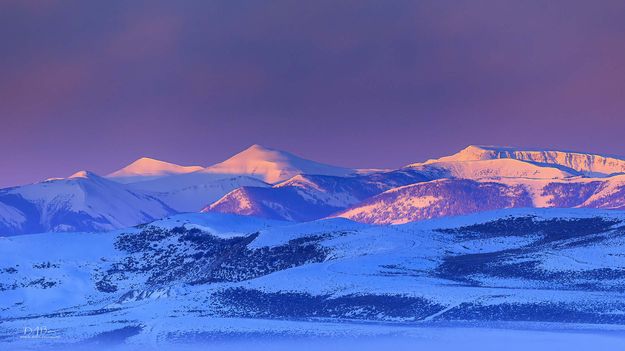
xmin=2 ymin=0 xmax=625 ymax=188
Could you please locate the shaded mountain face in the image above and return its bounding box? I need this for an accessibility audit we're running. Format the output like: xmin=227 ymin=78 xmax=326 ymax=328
xmin=336 ymin=176 xmax=625 ymax=225
xmin=0 ymin=171 xmax=174 ymax=235
xmin=203 ymin=186 xmax=332 ymax=222
xmin=335 ymin=179 xmax=534 ymax=224
xmin=4 ymin=209 xmax=625 ymax=344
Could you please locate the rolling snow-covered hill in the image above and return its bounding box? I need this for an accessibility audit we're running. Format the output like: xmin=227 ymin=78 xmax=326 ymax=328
xmin=3 ymin=208 xmax=625 ymax=347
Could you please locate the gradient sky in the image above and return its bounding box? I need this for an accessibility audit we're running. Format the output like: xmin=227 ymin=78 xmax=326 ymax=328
xmin=2 ymin=0 xmax=625 ymax=188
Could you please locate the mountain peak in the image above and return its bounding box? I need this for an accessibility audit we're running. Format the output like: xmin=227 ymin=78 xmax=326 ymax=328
xmin=235 ymin=144 xmax=282 ymax=158
xmin=68 ymin=170 xmax=99 ymax=179
xmin=204 ymin=145 xmax=354 ymax=183
xmin=107 ymin=157 xmax=203 ymax=183
xmin=123 ymin=156 xmax=196 ymax=170
xmin=247 ymin=143 xmax=271 ymax=151
xmin=134 ymin=156 xmax=163 ymax=163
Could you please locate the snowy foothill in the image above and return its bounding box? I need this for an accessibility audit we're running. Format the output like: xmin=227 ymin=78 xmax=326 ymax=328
xmin=3 ymin=208 xmax=625 ymax=348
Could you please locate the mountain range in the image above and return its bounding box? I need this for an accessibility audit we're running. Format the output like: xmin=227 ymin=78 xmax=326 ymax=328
xmin=3 ymin=145 xmax=625 ymax=347
xmin=2 ymin=144 xmax=625 ymax=235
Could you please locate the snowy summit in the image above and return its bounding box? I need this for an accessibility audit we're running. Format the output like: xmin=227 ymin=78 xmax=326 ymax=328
xmin=203 ymin=144 xmax=354 ymax=183
xmin=107 ymin=157 xmax=204 ymax=183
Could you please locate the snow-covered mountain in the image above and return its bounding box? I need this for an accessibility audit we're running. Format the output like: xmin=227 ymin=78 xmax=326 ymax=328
xmin=417 ymin=145 xmax=625 ymax=177
xmin=203 ymin=170 xmax=431 ymax=221
xmin=3 ymin=144 xmax=625 ymax=235
xmin=0 ymin=170 xmax=270 ymax=234
xmin=107 ymin=157 xmax=204 ymax=183
xmin=105 ymin=144 xmax=353 ymax=212
xmin=335 ymin=178 xmax=532 ymax=224
xmin=4 ymin=208 xmax=625 ymax=347
xmin=0 ymin=145 xmax=359 ymax=235
xmin=203 ymin=144 xmax=355 ymax=183
xmin=202 ymin=145 xmax=625 ymax=224
xmin=336 ymin=175 xmax=625 ymax=225
xmin=201 ymin=157 xmax=574 ymax=223
xmin=408 ymin=158 xmax=571 ymax=179
xmin=0 ymin=171 xmax=175 ymax=235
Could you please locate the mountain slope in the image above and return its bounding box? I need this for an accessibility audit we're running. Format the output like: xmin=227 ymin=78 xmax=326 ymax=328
xmin=336 ymin=175 xmax=625 ymax=225
xmin=0 ymin=171 xmax=175 ymax=235
xmin=203 ymin=144 xmax=354 ymax=183
xmin=107 ymin=157 xmax=204 ymax=183
xmin=335 ymin=179 xmax=533 ymax=224
xmin=498 ymin=175 xmax=625 ymax=209
xmin=203 ymin=170 xmax=431 ymax=221
xmin=204 ymin=186 xmax=334 ymax=221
